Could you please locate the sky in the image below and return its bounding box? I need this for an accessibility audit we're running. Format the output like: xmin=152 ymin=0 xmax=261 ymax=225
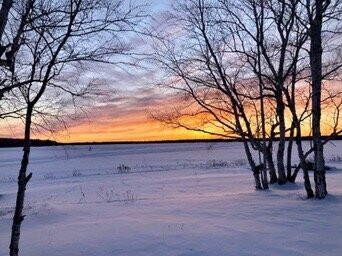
xmin=0 ymin=0 xmax=341 ymax=143
xmin=0 ymin=0 xmax=213 ymax=143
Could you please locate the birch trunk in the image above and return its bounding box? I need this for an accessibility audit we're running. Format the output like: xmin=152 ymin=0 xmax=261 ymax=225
xmin=289 ymin=165 xmax=300 ymax=183
xmin=295 ymin=122 xmax=314 ymax=198
xmin=286 ymin=123 xmax=295 ymax=179
xmin=275 ymin=92 xmax=287 ymax=184
xmin=0 ymin=0 xmax=13 ymax=41
xmin=309 ymin=0 xmax=327 ymax=199
xmin=259 ymin=86 xmax=269 ymax=189
xmin=9 ymin=106 xmax=33 ymax=256
xmin=242 ymin=139 xmax=262 ymax=190
xmin=266 ymin=144 xmax=278 ymax=183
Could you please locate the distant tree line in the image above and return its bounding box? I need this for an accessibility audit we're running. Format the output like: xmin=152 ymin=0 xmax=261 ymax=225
xmin=0 ymin=138 xmax=58 ymax=147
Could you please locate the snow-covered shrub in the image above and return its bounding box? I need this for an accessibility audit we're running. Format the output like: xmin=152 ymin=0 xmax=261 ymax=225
xmin=207 ymin=160 xmax=229 ymax=168
xmin=327 ymin=155 xmax=342 ymax=163
xmin=96 ymin=187 xmax=136 ymax=203
xmin=72 ymin=169 xmax=82 ymax=177
xmin=121 ymin=190 xmax=136 ymax=203
xmin=97 ymin=187 xmax=116 ymax=202
xmin=43 ymin=173 xmax=56 ymax=180
xmin=117 ymin=164 xmax=131 ymax=174
xmin=230 ymin=159 xmax=248 ymax=167
xmin=207 ymin=159 xmax=247 ymax=168
xmin=0 ymin=177 xmax=16 ymax=183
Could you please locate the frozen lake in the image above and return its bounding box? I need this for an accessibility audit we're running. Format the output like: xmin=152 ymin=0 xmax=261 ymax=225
xmin=0 ymin=142 xmax=341 ymax=256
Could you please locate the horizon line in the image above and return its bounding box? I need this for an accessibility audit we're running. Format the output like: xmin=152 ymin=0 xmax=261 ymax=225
xmin=2 ymin=135 xmax=342 ymax=148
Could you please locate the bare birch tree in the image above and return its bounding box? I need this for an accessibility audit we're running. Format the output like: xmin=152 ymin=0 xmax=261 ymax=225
xmin=5 ymin=0 xmax=146 ymax=255
xmin=298 ymin=0 xmax=342 ymax=198
xmin=0 ymin=0 xmax=36 ymax=112
xmin=152 ymin=0 xmax=272 ymax=189
xmin=219 ymin=0 xmax=320 ymax=184
xmin=153 ymin=0 xmax=342 ymax=197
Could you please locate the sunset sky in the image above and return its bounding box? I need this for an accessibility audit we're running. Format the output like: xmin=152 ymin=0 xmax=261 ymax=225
xmin=0 ymin=0 xmax=340 ymax=143
xmin=0 ymin=0 xmax=210 ymax=143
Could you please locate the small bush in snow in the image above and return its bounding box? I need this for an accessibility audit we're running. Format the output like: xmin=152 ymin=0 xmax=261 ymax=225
xmin=230 ymin=159 xmax=248 ymax=167
xmin=122 ymin=190 xmax=136 ymax=203
xmin=207 ymin=160 xmax=229 ymax=168
xmin=207 ymin=159 xmax=247 ymax=168
xmin=72 ymin=169 xmax=82 ymax=177
xmin=117 ymin=164 xmax=131 ymax=174
xmin=97 ymin=187 xmax=136 ymax=203
xmin=327 ymin=155 xmax=342 ymax=163
xmin=43 ymin=173 xmax=56 ymax=180
xmin=97 ymin=187 xmax=116 ymax=202
xmin=0 ymin=177 xmax=16 ymax=183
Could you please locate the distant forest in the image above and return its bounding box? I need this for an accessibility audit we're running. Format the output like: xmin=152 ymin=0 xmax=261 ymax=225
xmin=0 ymin=138 xmax=58 ymax=148
xmin=2 ymin=136 xmax=342 ymax=148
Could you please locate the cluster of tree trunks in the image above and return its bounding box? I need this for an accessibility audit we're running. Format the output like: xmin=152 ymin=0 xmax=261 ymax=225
xmin=153 ymin=0 xmax=341 ymax=198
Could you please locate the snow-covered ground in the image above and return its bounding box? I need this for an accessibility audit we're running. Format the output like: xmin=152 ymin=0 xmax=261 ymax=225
xmin=0 ymin=142 xmax=341 ymax=256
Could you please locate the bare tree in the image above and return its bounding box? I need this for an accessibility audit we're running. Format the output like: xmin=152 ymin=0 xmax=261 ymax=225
xmin=6 ymin=0 xmax=146 ymax=255
xmin=297 ymin=0 xmax=342 ymax=198
xmin=0 ymin=0 xmax=13 ymax=44
xmin=309 ymin=0 xmax=329 ymax=199
xmin=0 ymin=0 xmax=36 ymax=107
xmin=153 ymin=0 xmax=342 ymax=197
xmin=219 ymin=0 xmax=319 ymax=184
xmin=283 ymin=70 xmax=315 ymax=198
xmin=152 ymin=0 xmax=274 ymax=190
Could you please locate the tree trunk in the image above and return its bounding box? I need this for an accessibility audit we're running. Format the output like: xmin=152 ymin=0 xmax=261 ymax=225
xmin=242 ymin=139 xmax=262 ymax=190
xmin=275 ymin=92 xmax=287 ymax=184
xmin=255 ymin=3 xmax=268 ymax=190
xmin=289 ymin=165 xmax=299 ymax=183
xmin=303 ymin=169 xmax=314 ymax=199
xmin=284 ymin=91 xmax=314 ymax=197
xmin=286 ymin=123 xmax=295 ymax=179
xmin=266 ymin=144 xmax=278 ymax=183
xmin=0 ymin=0 xmax=13 ymax=41
xmin=310 ymin=0 xmax=326 ymax=199
xmin=259 ymin=86 xmax=269 ymax=189
xmin=295 ymin=122 xmax=314 ymax=198
xmin=9 ymin=106 xmax=33 ymax=256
